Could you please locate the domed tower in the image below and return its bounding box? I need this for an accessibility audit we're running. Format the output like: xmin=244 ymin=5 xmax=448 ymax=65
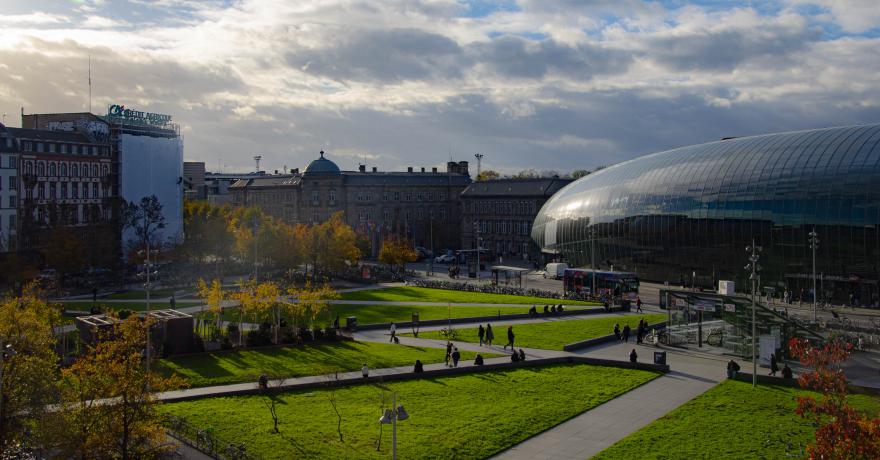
xmin=303 ymin=150 xmax=341 ymax=176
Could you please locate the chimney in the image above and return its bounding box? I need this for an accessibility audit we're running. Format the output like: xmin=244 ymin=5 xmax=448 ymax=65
xmin=408 ymin=166 xmax=413 ymax=172
xmin=458 ymin=160 xmax=469 ymax=176
xmin=372 ymin=166 xmax=377 ymax=172
xmin=447 ymin=161 xmax=458 ymax=174
xmin=421 ymin=167 xmax=425 ymax=172
xmin=432 ymin=167 xmax=437 ymax=173
xmin=274 ymin=169 xmax=278 ymax=175
xmin=359 ymin=164 xmax=366 ymax=173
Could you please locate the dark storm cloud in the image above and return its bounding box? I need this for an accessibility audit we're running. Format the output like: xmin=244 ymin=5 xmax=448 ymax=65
xmin=287 ymin=28 xmax=467 ymax=83
xmin=644 ymin=23 xmax=821 ymax=72
xmin=469 ymin=35 xmax=632 ymax=79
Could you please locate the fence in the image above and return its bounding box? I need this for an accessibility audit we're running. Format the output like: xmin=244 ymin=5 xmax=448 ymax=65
xmin=164 ymin=415 xmax=262 ymax=460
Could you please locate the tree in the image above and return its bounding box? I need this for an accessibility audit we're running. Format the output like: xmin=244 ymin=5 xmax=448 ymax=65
xmin=57 ymin=315 xmax=184 ymax=459
xmin=789 ymin=338 xmax=880 ymax=459
xmin=378 ymin=236 xmax=418 ymax=274
xmin=571 ymin=169 xmax=590 ymax=179
xmin=305 ymin=212 xmax=361 ymax=281
xmin=122 ymin=195 xmax=166 ymax=253
xmin=182 ymin=201 xmax=235 ymax=276
xmin=0 ymin=285 xmax=60 ymax=451
xmin=42 ymin=226 xmax=86 ymax=280
xmin=197 ymin=278 xmax=225 ymax=339
xmin=286 ymin=282 xmax=339 ymax=333
xmin=476 ymin=170 xmax=499 ymax=181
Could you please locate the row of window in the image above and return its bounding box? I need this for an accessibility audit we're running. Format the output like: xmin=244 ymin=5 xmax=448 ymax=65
xmin=32 ymin=204 xmax=109 ymax=226
xmin=474 ymin=219 xmax=532 ymax=236
xmin=0 ymin=155 xmax=16 ymax=169
xmin=19 ymin=140 xmax=109 ymax=156
xmin=0 ymin=214 xmax=14 ymax=230
xmin=359 ymin=207 xmax=449 ymax=222
xmin=24 ymin=181 xmax=108 ymax=200
xmin=469 ymin=200 xmax=538 ymax=216
xmin=0 ymin=175 xmax=17 ymax=191
xmin=24 ymin=160 xmax=109 ymax=179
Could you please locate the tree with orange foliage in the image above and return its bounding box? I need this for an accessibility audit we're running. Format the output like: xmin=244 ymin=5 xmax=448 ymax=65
xmin=378 ymin=236 xmax=418 ymax=274
xmin=789 ymin=337 xmax=880 ymax=459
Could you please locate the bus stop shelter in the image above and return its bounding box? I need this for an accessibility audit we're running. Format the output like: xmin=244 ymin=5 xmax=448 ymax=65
xmin=490 ymin=266 xmax=530 ymax=288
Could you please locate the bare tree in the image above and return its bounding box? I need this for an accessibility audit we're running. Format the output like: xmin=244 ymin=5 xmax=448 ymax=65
xmin=259 ymin=375 xmax=285 ymax=434
xmin=326 ymin=372 xmax=344 ymax=443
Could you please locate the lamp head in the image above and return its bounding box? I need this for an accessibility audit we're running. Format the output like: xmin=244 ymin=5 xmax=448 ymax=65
xmin=379 ymin=409 xmax=392 ymax=424
xmin=396 ymin=405 xmax=409 ymax=421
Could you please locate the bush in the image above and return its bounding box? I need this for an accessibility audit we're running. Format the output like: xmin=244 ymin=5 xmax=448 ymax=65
xmin=220 ymin=336 xmax=233 ymax=350
xmin=226 ymin=323 xmax=239 ymax=336
xmin=246 ymin=323 xmax=273 ymax=347
xmin=324 ymin=328 xmax=337 ymax=341
xmin=312 ymin=326 xmax=324 ymax=341
xmin=298 ymin=326 xmax=313 ymax=342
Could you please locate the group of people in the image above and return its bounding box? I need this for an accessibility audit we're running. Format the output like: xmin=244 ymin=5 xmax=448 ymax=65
xmin=726 ymin=354 xmax=793 ymax=379
xmin=612 ymin=318 xmax=651 ymax=344
xmin=529 ymin=304 xmax=566 ymax=316
xmin=477 ymin=323 xmax=495 ymax=346
xmin=445 ymin=341 xmax=462 ymax=367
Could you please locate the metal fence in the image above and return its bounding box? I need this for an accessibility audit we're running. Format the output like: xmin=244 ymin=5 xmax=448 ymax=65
xmin=164 ymin=415 xmax=261 ymax=460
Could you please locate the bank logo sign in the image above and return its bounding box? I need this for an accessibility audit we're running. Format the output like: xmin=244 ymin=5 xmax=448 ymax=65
xmin=107 ymin=104 xmax=172 ymax=126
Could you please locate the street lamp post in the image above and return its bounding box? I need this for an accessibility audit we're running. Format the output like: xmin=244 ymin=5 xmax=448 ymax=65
xmin=429 ymin=218 xmax=434 ymax=276
xmin=139 ymin=242 xmax=159 ymax=377
xmin=808 ymin=229 xmax=819 ymax=323
xmin=745 ymin=240 xmax=762 ymax=388
xmin=379 ymin=391 xmax=409 ymax=460
xmin=589 ymin=228 xmax=596 ymax=299
xmin=253 ymin=216 xmax=260 ymax=283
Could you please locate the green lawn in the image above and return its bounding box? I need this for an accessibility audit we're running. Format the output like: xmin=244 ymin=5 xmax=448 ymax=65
xmin=161 ymin=364 xmax=660 ymax=459
xmin=341 ymin=286 xmax=598 ymax=306
xmin=199 ymin=302 xmax=595 ymax=327
xmin=157 ymin=341 xmax=497 ymax=387
xmin=105 ymin=289 xmax=181 ymax=300
xmin=59 ymin=301 xmax=201 ymax=312
xmin=592 ymin=379 xmax=880 ymax=460
xmin=408 ymin=313 xmax=666 ymax=350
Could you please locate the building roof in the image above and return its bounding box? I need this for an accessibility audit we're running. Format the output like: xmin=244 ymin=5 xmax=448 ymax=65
xmin=344 ymin=171 xmax=472 ymax=187
xmin=229 ymin=175 xmax=301 ymax=189
xmin=6 ymin=127 xmax=97 ymax=144
xmin=462 ymin=177 xmax=573 ymax=198
xmin=303 ymin=151 xmax=341 ymax=176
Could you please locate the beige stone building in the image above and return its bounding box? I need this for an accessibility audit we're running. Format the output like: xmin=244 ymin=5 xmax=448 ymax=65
xmin=229 ymin=152 xmax=471 ymax=252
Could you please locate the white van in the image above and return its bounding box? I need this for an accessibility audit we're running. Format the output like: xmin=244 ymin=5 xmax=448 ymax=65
xmin=543 ymin=263 xmax=569 ymax=279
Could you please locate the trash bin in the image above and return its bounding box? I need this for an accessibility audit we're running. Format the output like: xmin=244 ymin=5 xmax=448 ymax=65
xmin=620 ymin=299 xmax=631 ymax=311
xmin=654 ymin=351 xmax=667 ymax=366
xmin=346 ymin=316 xmax=358 ymax=331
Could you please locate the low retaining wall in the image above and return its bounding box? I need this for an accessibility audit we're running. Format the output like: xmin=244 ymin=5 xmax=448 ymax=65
xmin=563 ymin=322 xmax=668 ymax=352
xmin=732 ymin=373 xmax=880 ymax=396
xmin=161 ymin=355 xmax=669 ymax=403
xmin=356 ymin=306 xmax=625 ymax=332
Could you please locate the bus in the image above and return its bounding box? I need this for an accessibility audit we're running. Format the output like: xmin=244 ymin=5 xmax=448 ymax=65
xmin=564 ymin=268 xmax=640 ymax=300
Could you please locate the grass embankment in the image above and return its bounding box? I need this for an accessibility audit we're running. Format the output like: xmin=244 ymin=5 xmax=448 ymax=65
xmin=161 ymin=364 xmax=660 ymax=459
xmin=408 ymin=313 xmax=666 ymax=350
xmin=59 ymin=301 xmax=202 ymax=312
xmin=157 ymin=341 xmax=497 ymax=387
xmin=341 ymin=286 xmax=599 ymax=306
xmin=592 ymin=379 xmax=880 ymax=459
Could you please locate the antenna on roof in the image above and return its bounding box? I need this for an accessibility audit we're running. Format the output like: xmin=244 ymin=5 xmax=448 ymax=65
xmin=88 ymin=55 xmax=92 ymax=113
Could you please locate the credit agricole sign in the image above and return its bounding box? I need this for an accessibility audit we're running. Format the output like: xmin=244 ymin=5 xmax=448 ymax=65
xmin=107 ymin=104 xmax=172 ymax=126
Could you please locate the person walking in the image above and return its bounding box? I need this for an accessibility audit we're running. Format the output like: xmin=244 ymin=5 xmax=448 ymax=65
xmin=445 ymin=341 xmax=453 ymax=366
xmin=478 ymin=324 xmax=486 ymax=346
xmin=414 ymin=360 xmax=424 ymax=373
xmin=451 ymin=347 xmax=461 ymax=367
xmin=636 ymin=296 xmax=643 ymax=313
xmin=636 ymin=321 xmax=645 ymax=344
xmin=629 ymin=349 xmax=638 ymax=363
xmin=613 ymin=323 xmax=621 ymax=341
xmin=770 ymin=353 xmax=779 ymax=376
xmin=622 ymin=324 xmax=631 ymax=343
xmin=486 ymin=323 xmax=494 ymax=346
xmin=389 ymin=322 xmax=397 ymax=343
xmin=504 ymin=325 xmax=515 ymax=350
xmin=782 ymin=363 xmax=793 ymax=379
xmin=727 ymin=359 xmax=740 ymax=379
xmin=518 ymin=349 xmax=526 ymax=361
xmin=362 ymin=363 xmax=370 ymax=378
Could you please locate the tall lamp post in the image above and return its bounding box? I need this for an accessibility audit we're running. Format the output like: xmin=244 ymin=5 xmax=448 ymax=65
xmin=253 ymin=216 xmax=260 ymax=283
xmin=808 ymin=229 xmax=819 ymax=323
xmin=379 ymin=392 xmax=409 ymax=460
xmin=589 ymin=228 xmax=596 ymax=298
xmin=745 ymin=240 xmax=762 ymax=388
xmin=138 ymin=244 xmax=159 ymax=376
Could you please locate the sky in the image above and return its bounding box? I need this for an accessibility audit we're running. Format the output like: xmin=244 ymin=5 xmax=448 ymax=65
xmin=0 ymin=0 xmax=878 ymax=175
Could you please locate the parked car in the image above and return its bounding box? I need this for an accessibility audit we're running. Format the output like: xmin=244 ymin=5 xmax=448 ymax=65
xmin=434 ymin=254 xmax=456 ymax=264
xmin=543 ymin=263 xmax=569 ymax=279
xmin=415 ymin=246 xmax=433 ymax=259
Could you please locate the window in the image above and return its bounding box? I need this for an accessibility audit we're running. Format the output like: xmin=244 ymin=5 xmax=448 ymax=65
xmin=8 ymin=176 xmax=15 ymax=190
xmin=102 ymin=165 xmax=109 ymax=177
xmin=36 ymin=142 xmax=43 ymax=153
xmin=37 ymin=162 xmax=45 ymax=176
xmin=383 ymin=209 xmax=390 ymax=222
xmin=92 ymin=183 xmax=99 ymax=198
xmin=61 ymin=144 xmax=67 ymax=154
xmin=357 ymin=192 xmax=363 ymax=201
xmin=427 ymin=192 xmax=434 ymax=201
xmin=49 ymin=183 xmax=56 ymax=199
xmin=329 ymin=191 xmax=336 ymax=203
xmin=61 ymin=163 xmax=67 ymax=176
xmin=8 ymin=214 xmax=14 ymax=229
xmin=417 ymin=208 xmax=424 ymax=219
xmin=71 ymin=164 xmax=78 ymax=176
xmin=72 ymin=183 xmax=78 ymax=199
xmin=404 ymin=192 xmax=412 ymax=201
xmin=429 ymin=208 xmax=435 ymax=219
xmin=405 ymin=210 xmax=412 ymax=221
xmin=38 ymin=183 xmax=45 ymax=199
xmin=365 ymin=192 xmax=372 ymax=201
xmin=394 ymin=191 xmax=400 ymax=201
xmin=61 ymin=183 xmax=67 ymax=199
xmin=49 ymin=162 xmax=56 ymax=176
xmin=48 ymin=143 xmax=55 ymax=153
xmin=7 ymin=156 xmax=16 ymax=168
xmin=312 ymin=191 xmax=319 ymax=205
xmin=82 ymin=164 xmax=89 ymax=178
xmin=439 ymin=208 xmax=446 ymax=219
xmin=417 ymin=192 xmax=424 ymax=201
xmin=382 ymin=192 xmax=389 ymax=201
xmin=0 ymin=176 xmax=2 ymax=190
xmin=92 ymin=165 xmax=98 ymax=177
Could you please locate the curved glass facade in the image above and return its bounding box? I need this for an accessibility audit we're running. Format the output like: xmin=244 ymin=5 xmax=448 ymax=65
xmin=532 ymin=124 xmax=880 ymax=304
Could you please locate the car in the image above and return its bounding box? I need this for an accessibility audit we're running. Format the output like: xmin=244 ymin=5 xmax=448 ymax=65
xmin=434 ymin=254 xmax=456 ymax=264
xmin=543 ymin=263 xmax=569 ymax=279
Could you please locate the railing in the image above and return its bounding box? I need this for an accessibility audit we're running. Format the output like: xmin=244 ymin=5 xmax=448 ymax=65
xmin=405 ymin=278 xmax=593 ymax=301
xmin=164 ymin=415 xmax=261 ymax=460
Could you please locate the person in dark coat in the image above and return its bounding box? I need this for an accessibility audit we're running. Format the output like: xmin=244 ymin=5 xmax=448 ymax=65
xmin=504 ymin=326 xmax=515 ymax=350
xmin=475 ymin=354 xmax=484 ymax=365
xmin=518 ymin=349 xmax=526 ymax=361
xmin=445 ymin=341 xmax=453 ymax=367
xmin=478 ymin=324 xmax=486 ymax=346
xmin=629 ymin=349 xmax=638 ymax=363
xmin=452 ymin=347 xmax=461 ymax=367
xmin=511 ymin=350 xmax=520 ymax=362
xmin=782 ymin=364 xmax=793 ymax=379
xmin=727 ymin=359 xmax=741 ymax=379
xmin=622 ymin=324 xmax=631 ymax=343
xmin=770 ymin=353 xmax=779 ymax=376
xmin=636 ymin=321 xmax=645 ymax=344
xmin=414 ymin=360 xmax=424 ymax=373
xmin=613 ymin=323 xmax=621 ymax=341
xmin=485 ymin=323 xmax=494 ymax=346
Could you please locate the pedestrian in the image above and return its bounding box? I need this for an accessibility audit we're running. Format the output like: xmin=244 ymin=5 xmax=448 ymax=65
xmin=727 ymin=359 xmax=740 ymax=379
xmin=636 ymin=321 xmax=644 ymax=344
xmin=518 ymin=349 xmax=526 ymax=361
xmin=613 ymin=323 xmax=621 ymax=341
xmin=333 ymin=315 xmax=340 ymax=329
xmin=478 ymin=324 xmax=486 ymax=346
xmin=770 ymin=353 xmax=778 ymax=376
xmin=782 ymin=363 xmax=793 ymax=379
xmin=636 ymin=296 xmax=643 ymax=313
xmin=511 ymin=350 xmax=520 ymax=362
xmin=452 ymin=347 xmax=461 ymax=367
xmin=475 ymin=354 xmax=484 ymax=365
xmin=414 ymin=359 xmax=424 ymax=373
xmin=622 ymin=324 xmax=631 ymax=343
xmin=504 ymin=325 xmax=515 ymax=350
xmin=362 ymin=363 xmax=369 ymax=378
xmin=629 ymin=349 xmax=638 ymax=363
xmin=389 ymin=322 xmax=397 ymax=343
xmin=170 ymin=294 xmax=176 ymax=309
xmin=445 ymin=341 xmax=453 ymax=367
xmin=486 ymin=323 xmax=494 ymax=346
